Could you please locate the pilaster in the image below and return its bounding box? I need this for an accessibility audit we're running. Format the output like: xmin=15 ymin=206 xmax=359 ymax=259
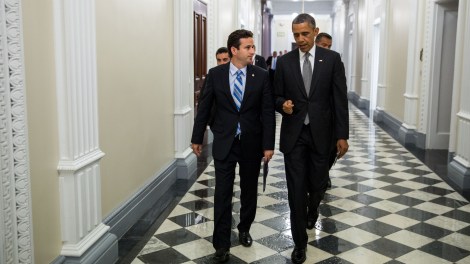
xmin=375 ymin=0 xmax=390 ymax=112
xmin=53 ymin=0 xmax=108 ymax=256
xmin=402 ymin=0 xmax=424 ymax=133
xmin=448 ymin=0 xmax=470 ymax=190
xmin=174 ymin=0 xmax=197 ymax=180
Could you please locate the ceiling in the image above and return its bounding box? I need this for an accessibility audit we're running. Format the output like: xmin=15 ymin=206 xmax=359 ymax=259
xmin=267 ymin=0 xmax=337 ymax=16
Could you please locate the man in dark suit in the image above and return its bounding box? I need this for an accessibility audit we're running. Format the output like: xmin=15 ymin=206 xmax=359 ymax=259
xmin=252 ymin=46 xmax=268 ymax=69
xmin=274 ymin=14 xmax=349 ymax=264
xmin=191 ymin=29 xmax=275 ymax=263
xmin=304 ymin=32 xmax=337 ymax=231
xmin=266 ymin=51 xmax=278 ymax=86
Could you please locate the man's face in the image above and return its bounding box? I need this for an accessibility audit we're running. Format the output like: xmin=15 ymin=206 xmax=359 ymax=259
xmin=292 ymin=22 xmax=319 ymax=53
xmin=316 ymin=37 xmax=332 ymax=49
xmin=216 ymin=52 xmax=230 ymax=65
xmin=231 ymin=37 xmax=255 ymax=66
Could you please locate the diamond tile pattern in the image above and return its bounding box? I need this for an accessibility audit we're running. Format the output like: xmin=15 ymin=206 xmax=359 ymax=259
xmin=130 ymin=108 xmax=470 ymax=263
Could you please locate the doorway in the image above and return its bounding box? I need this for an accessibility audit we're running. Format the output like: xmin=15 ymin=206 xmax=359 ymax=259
xmin=427 ymin=0 xmax=458 ymax=149
xmin=193 ymin=0 xmax=207 ymax=115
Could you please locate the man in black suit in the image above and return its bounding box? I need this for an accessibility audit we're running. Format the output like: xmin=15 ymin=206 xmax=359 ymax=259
xmin=252 ymin=46 xmax=268 ymax=70
xmin=266 ymin=51 xmax=278 ymax=86
xmin=274 ymin=14 xmax=349 ymax=264
xmin=215 ymin=47 xmax=230 ymax=65
xmin=191 ymin=29 xmax=275 ymax=263
xmin=315 ymin=32 xmax=333 ymax=49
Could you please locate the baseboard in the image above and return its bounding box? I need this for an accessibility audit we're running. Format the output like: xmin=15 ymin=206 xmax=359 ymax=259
xmin=448 ymin=158 xmax=470 ymax=196
xmin=348 ymin=91 xmax=369 ymax=117
xmin=103 ymin=160 xmax=179 ymax=239
xmin=52 ymin=161 xmax=182 ymax=263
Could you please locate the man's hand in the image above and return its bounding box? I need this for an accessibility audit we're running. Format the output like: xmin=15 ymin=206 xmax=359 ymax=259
xmin=191 ymin=143 xmax=202 ymax=157
xmin=282 ymin=100 xmax=294 ymax=114
xmin=263 ymin=150 xmax=274 ymax=162
xmin=336 ymin=139 xmax=349 ymax=159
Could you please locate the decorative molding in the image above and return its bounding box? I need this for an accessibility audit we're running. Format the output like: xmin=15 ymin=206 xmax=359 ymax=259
xmin=53 ymin=0 xmax=106 ymax=255
xmin=1 ymin=0 xmax=34 ymax=263
xmin=57 ymin=149 xmax=105 ymax=171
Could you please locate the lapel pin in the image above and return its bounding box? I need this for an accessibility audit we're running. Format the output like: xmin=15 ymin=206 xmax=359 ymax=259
xmin=252 ymin=74 xmax=255 ymax=77
xmin=319 ymin=59 xmax=323 ymax=62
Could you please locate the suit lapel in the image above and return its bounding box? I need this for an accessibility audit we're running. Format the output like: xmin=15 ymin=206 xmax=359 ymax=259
xmin=291 ymin=49 xmax=308 ymax=98
xmin=221 ymin=64 xmax=238 ymax=111
xmin=241 ymin=64 xmax=255 ymax=110
xmin=310 ymin=46 xmax=324 ymax=98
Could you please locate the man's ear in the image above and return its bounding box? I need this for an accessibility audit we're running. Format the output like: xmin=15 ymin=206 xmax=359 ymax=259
xmin=231 ymin=46 xmax=238 ymax=56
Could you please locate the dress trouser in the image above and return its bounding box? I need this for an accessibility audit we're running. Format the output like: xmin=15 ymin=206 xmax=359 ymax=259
xmin=284 ymin=125 xmax=329 ymax=247
xmin=212 ymin=138 xmax=261 ymax=249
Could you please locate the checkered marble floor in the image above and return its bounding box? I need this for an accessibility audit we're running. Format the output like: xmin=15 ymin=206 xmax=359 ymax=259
xmin=131 ymin=107 xmax=470 ymax=264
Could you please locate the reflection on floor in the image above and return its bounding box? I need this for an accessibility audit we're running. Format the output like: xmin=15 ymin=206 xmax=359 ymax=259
xmin=122 ymin=107 xmax=470 ymax=264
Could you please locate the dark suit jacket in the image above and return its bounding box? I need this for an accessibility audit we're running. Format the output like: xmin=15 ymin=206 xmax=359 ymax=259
xmin=274 ymin=47 xmax=349 ymax=155
xmin=253 ymin=55 xmax=268 ymax=70
xmin=192 ymin=63 xmax=275 ymax=160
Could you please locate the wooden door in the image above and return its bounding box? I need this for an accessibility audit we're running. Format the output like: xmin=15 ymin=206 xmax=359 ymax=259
xmin=193 ymin=0 xmax=207 ymax=115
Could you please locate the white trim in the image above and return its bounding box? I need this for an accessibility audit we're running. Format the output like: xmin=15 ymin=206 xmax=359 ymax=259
xmin=457 ymin=111 xmax=470 ymax=121
xmin=53 ymin=0 xmax=106 ymax=254
xmin=60 ymin=223 xmax=110 ymax=257
xmin=174 ymin=0 xmax=194 ymax=159
xmin=57 ymin=149 xmax=105 ymax=171
xmin=0 ymin=0 xmax=34 ymax=262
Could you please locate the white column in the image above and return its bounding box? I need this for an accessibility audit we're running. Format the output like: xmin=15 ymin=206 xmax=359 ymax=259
xmin=1 ymin=0 xmax=34 ymax=263
xmin=53 ymin=0 xmax=108 ymax=256
xmin=348 ymin=0 xmax=359 ymax=93
xmin=401 ymin=0 xmax=425 ymax=132
xmin=450 ymin=0 xmax=470 ymax=167
xmin=375 ymin=0 xmax=391 ymax=114
xmin=174 ymin=0 xmax=195 ymax=173
xmin=359 ymin=0 xmax=372 ymax=107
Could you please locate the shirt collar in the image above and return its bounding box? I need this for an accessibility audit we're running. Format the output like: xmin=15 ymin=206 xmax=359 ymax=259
xmin=230 ymin=63 xmax=247 ymax=76
xmin=298 ymin=45 xmax=316 ymax=59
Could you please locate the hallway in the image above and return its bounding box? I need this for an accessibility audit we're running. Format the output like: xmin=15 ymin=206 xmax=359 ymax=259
xmin=124 ymin=106 xmax=470 ymax=264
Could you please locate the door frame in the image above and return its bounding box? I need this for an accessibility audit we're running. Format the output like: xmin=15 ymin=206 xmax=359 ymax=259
xmin=427 ymin=0 xmax=458 ymax=149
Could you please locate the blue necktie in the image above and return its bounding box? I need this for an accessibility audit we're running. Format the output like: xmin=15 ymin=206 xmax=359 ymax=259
xmin=233 ymin=70 xmax=244 ymax=136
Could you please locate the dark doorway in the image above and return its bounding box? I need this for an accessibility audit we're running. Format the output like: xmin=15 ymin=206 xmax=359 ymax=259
xmin=193 ymin=0 xmax=207 ymax=115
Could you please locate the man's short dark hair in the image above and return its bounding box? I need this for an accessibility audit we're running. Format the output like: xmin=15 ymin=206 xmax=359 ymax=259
xmin=216 ymin=47 xmax=229 ymax=56
xmin=292 ymin=13 xmax=316 ymax=29
xmin=315 ymin=32 xmax=332 ymax=43
xmin=227 ymin=29 xmax=253 ymax=58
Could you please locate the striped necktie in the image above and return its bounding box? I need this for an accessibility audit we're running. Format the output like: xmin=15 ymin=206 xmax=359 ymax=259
xmin=233 ymin=70 xmax=244 ymax=136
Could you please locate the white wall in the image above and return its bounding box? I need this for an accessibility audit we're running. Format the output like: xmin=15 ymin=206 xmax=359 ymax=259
xmin=271 ymin=14 xmax=332 ymax=53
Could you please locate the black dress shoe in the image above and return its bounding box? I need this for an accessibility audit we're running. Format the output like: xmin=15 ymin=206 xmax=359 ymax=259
xmin=291 ymin=246 xmax=306 ymax=263
xmin=238 ymin=231 xmax=253 ymax=247
xmin=306 ymin=211 xmax=318 ymax=230
xmin=214 ymin=248 xmax=230 ymax=263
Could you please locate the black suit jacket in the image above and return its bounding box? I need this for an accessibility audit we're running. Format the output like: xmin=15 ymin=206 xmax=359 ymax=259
xmin=253 ymin=55 xmax=268 ymax=70
xmin=274 ymin=47 xmax=349 ymax=155
xmin=266 ymin=56 xmax=275 ymax=69
xmin=192 ymin=63 xmax=275 ymax=160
